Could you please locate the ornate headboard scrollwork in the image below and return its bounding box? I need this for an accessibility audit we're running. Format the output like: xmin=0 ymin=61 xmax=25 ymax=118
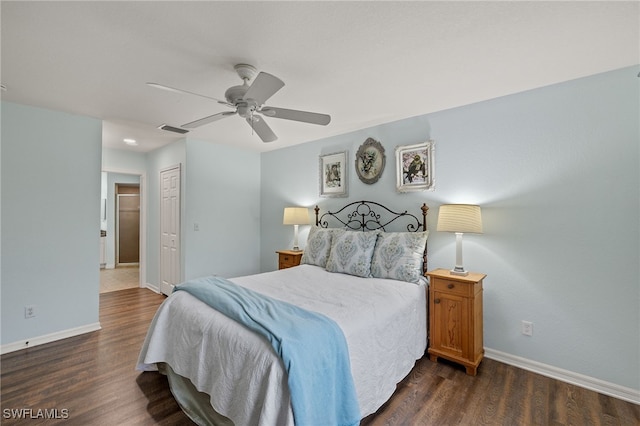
xmin=314 ymin=200 xmax=428 ymax=232
xmin=314 ymin=201 xmax=430 ymax=273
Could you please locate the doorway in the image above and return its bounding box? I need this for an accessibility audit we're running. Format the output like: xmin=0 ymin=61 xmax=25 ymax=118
xmin=99 ymin=171 xmax=146 ymax=294
xmin=116 ymin=184 xmax=140 ymax=265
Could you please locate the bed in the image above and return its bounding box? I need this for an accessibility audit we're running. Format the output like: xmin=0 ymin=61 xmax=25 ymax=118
xmin=137 ymin=201 xmax=430 ymax=425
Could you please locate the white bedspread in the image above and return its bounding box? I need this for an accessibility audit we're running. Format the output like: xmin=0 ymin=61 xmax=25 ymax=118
xmin=137 ymin=264 xmax=427 ymax=425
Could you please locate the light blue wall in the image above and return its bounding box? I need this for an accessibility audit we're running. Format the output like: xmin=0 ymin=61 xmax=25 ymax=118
xmin=260 ymin=66 xmax=640 ymax=391
xmin=1 ymin=102 xmax=102 ymax=345
xmin=102 ymin=147 xmax=146 ymax=172
xmin=184 ymin=139 xmax=261 ymax=279
xmin=103 ymin=140 xmax=261 ymax=287
xmin=260 ymin=115 xmax=438 ymax=270
xmin=142 ymin=138 xmax=261 ymax=287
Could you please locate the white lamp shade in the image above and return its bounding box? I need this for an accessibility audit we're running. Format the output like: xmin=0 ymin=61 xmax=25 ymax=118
xmin=283 ymin=207 xmax=310 ymax=225
xmin=437 ymin=204 xmax=483 ymax=234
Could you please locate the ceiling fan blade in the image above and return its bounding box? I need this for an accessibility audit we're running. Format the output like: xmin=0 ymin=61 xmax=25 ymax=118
xmin=243 ymin=72 xmax=284 ymax=105
xmin=260 ymin=106 xmax=331 ymax=126
xmin=246 ymin=116 xmax=277 ymax=143
xmin=147 ymin=82 xmax=234 ymax=107
xmin=183 ymin=111 xmax=236 ymax=129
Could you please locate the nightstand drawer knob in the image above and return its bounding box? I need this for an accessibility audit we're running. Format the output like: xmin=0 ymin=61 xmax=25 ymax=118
xmin=447 ymin=283 xmax=454 ymax=289
xmin=434 ymin=299 xmax=440 ymax=304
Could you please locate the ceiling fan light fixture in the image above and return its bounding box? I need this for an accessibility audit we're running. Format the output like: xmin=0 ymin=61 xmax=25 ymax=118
xmin=237 ymin=103 xmax=257 ymax=118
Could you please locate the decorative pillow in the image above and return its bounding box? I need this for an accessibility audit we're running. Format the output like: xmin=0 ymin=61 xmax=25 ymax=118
xmin=371 ymin=231 xmax=429 ymax=284
xmin=325 ymin=229 xmax=379 ymax=277
xmin=300 ymin=227 xmax=333 ymax=268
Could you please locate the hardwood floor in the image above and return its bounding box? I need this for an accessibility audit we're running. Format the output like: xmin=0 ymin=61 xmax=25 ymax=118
xmin=2 ymin=288 xmax=639 ymax=425
xmin=1 ymin=288 xmax=189 ymax=425
xmin=361 ymin=358 xmax=640 ymax=425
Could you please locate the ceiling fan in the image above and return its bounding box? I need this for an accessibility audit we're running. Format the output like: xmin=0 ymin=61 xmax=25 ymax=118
xmin=147 ymin=64 xmax=331 ymax=143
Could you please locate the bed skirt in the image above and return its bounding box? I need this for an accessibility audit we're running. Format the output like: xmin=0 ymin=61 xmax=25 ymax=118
xmin=158 ymin=363 xmax=234 ymax=426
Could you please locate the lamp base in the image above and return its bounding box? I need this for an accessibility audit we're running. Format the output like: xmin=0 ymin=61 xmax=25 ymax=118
xmin=291 ymin=246 xmax=302 ymax=252
xmin=450 ymin=267 xmax=469 ymax=276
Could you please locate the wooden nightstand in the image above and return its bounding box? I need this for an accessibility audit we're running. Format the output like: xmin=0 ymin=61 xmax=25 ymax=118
xmin=276 ymin=250 xmax=303 ymax=269
xmin=426 ymin=268 xmax=486 ymax=376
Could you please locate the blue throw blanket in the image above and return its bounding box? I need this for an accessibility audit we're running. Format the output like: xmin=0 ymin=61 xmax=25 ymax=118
xmin=174 ymin=276 xmax=361 ymax=426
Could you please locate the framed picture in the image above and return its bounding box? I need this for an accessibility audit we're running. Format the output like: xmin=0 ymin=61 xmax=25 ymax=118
xmin=395 ymin=141 xmax=435 ymax=192
xmin=355 ymin=138 xmax=386 ymax=184
xmin=319 ymin=151 xmax=348 ymax=197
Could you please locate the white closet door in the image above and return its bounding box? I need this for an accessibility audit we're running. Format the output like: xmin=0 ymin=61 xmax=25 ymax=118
xmin=160 ymin=165 xmax=181 ymax=295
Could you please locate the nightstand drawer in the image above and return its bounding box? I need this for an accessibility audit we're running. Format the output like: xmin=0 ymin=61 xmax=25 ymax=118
xmin=431 ymin=277 xmax=475 ymax=297
xmin=279 ymin=259 xmax=298 ymax=269
xmin=276 ymin=250 xmax=303 ymax=270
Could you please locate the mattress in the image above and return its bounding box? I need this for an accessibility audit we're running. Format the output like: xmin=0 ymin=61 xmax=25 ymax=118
xmin=137 ymin=264 xmax=427 ymax=425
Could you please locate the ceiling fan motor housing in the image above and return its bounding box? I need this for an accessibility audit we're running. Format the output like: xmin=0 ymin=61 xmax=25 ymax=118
xmin=225 ymin=84 xmax=249 ymax=105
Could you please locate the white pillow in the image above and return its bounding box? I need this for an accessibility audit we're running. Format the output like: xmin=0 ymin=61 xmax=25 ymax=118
xmin=370 ymin=231 xmax=429 ymax=284
xmin=300 ymin=227 xmax=333 ymax=268
xmin=326 ymin=229 xmax=379 ymax=278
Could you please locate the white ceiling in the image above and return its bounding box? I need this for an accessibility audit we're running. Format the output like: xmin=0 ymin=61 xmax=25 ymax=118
xmin=1 ymin=1 xmax=638 ymax=153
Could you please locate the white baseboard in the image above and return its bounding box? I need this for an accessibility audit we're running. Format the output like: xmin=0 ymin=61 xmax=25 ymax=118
xmin=1 ymin=286 xmax=161 ymax=355
xmin=145 ymin=283 xmax=160 ymax=294
xmin=0 ymin=322 xmax=101 ymax=355
xmin=484 ymin=348 xmax=640 ymax=405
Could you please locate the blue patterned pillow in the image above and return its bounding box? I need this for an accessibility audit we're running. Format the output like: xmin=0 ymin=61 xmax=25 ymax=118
xmin=300 ymin=227 xmax=333 ymax=267
xmin=326 ymin=230 xmax=379 ymax=277
xmin=370 ymin=231 xmax=429 ymax=284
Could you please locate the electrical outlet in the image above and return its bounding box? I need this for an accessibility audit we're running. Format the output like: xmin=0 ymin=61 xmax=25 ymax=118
xmin=521 ymin=320 xmax=533 ymax=336
xmin=25 ymin=305 xmax=36 ymax=319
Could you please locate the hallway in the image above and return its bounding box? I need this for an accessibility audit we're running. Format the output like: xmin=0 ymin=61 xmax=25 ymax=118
xmin=100 ymin=266 xmax=139 ymax=293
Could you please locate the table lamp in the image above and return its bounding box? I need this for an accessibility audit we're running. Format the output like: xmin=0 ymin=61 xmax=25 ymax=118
xmin=437 ymin=204 xmax=483 ymax=276
xmin=283 ymin=207 xmax=310 ymax=251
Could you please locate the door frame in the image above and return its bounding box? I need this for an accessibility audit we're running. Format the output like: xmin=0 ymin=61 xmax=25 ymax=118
xmin=115 ymin=190 xmax=140 ymax=266
xmin=102 ymin=167 xmax=147 ymax=289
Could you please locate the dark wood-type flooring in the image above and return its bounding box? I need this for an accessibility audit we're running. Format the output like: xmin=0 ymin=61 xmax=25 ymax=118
xmin=2 ymin=288 xmax=638 ymax=425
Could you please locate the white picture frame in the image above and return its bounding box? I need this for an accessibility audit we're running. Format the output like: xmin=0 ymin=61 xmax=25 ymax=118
xmin=319 ymin=151 xmax=348 ymax=197
xmin=395 ymin=141 xmax=435 ymax=192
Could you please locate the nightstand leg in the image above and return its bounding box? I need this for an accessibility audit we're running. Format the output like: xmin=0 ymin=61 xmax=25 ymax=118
xmin=465 ymin=365 xmax=478 ymax=376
